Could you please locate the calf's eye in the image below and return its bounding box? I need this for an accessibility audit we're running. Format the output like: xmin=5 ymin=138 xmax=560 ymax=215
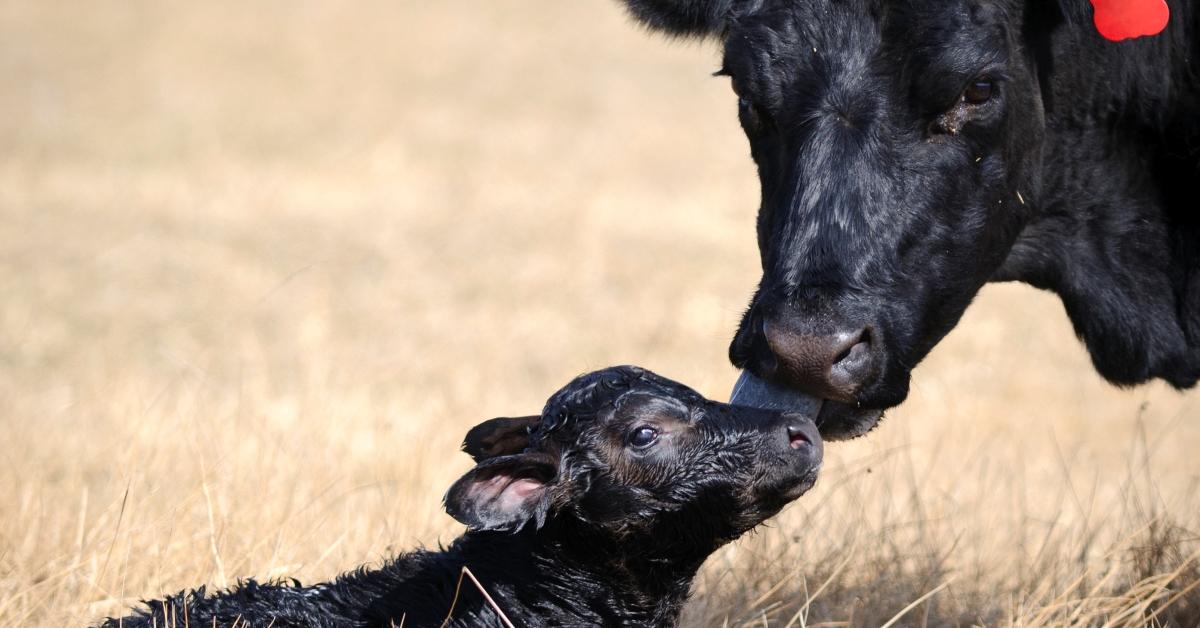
xmin=628 ymin=426 xmax=660 ymax=448
xmin=962 ymin=78 xmax=994 ymax=105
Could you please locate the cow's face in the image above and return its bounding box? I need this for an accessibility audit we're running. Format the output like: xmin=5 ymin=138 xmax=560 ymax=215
xmin=622 ymin=0 xmax=1051 ymax=439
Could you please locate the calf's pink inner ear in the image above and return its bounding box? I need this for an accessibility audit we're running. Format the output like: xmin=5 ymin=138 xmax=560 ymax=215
xmin=469 ymin=473 xmax=546 ymax=513
xmin=496 ymin=478 xmax=545 ymax=510
xmin=445 ymin=451 xmax=559 ymax=530
xmin=505 ymin=478 xmax=545 ymax=498
xmin=1089 ymin=0 xmax=1170 ymax=42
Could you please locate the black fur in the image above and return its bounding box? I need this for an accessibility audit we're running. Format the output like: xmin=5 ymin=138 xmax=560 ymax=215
xmin=621 ymin=0 xmax=749 ymax=36
xmin=97 ymin=366 xmax=822 ymax=627
xmin=619 ymin=0 xmax=1200 ymax=438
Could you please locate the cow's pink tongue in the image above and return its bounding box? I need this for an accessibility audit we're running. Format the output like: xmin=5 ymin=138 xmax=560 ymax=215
xmin=1089 ymin=0 xmax=1169 ymax=42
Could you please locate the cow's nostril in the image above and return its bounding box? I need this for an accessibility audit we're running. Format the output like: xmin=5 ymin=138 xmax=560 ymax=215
xmin=832 ymin=327 xmax=869 ymax=365
xmin=828 ymin=327 xmax=875 ymax=395
xmin=832 ymin=328 xmax=872 ymax=370
xmin=755 ymin=318 xmax=878 ymax=403
xmin=755 ymin=319 xmax=782 ymax=378
xmin=837 ymin=342 xmax=869 ymax=371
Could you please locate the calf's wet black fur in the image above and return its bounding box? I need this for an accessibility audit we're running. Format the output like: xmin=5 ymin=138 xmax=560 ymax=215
xmin=98 ymin=366 xmax=821 ymax=627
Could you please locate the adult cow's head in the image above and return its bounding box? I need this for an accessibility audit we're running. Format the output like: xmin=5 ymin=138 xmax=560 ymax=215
xmin=621 ymin=0 xmax=1058 ymax=439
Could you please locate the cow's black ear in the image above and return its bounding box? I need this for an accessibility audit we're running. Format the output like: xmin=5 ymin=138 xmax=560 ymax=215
xmin=618 ymin=0 xmax=742 ymax=37
xmin=444 ymin=453 xmax=560 ymax=532
xmin=461 ymin=415 xmax=540 ymax=462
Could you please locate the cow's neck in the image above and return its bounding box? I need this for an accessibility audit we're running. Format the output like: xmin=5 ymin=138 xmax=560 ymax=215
xmin=995 ymin=119 xmax=1200 ymax=389
xmin=994 ymin=3 xmax=1200 ymax=389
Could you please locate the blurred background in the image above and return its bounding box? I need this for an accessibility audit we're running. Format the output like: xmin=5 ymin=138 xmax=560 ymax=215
xmin=2 ymin=1 xmax=1197 ymax=625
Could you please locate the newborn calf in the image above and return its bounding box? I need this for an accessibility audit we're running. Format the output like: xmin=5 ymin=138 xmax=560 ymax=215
xmin=100 ymin=365 xmax=822 ymax=627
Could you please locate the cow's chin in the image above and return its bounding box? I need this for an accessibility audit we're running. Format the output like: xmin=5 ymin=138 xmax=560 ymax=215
xmin=730 ymin=371 xmax=883 ymax=441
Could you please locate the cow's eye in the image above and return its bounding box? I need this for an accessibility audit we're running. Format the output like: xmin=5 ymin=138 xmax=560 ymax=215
xmin=738 ymin=97 xmax=764 ymax=132
xmin=628 ymin=426 xmax=659 ymax=449
xmin=962 ymin=78 xmax=994 ymax=105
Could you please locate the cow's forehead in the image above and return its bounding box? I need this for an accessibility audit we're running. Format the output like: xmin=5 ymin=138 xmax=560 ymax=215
xmin=724 ymin=0 xmax=1009 ymax=67
xmin=723 ymin=0 xmax=1013 ymax=110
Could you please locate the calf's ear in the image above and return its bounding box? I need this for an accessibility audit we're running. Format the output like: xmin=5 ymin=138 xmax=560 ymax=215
xmin=461 ymin=415 xmax=540 ymax=462
xmin=444 ymin=452 xmax=560 ymax=532
xmin=618 ymin=0 xmax=742 ymax=37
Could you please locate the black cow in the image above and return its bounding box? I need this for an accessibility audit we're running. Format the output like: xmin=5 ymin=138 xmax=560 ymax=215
xmin=618 ymin=0 xmax=1199 ymax=439
xmin=97 ymin=366 xmax=822 ymax=627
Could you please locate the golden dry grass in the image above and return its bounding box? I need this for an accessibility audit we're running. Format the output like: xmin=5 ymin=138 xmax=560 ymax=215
xmin=1 ymin=1 xmax=1197 ymax=625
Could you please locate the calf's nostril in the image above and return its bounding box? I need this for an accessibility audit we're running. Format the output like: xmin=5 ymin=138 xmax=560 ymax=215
xmin=786 ymin=424 xmax=812 ymax=449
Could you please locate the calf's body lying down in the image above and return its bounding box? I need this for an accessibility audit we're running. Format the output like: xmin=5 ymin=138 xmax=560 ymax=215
xmin=99 ymin=366 xmax=822 ymax=627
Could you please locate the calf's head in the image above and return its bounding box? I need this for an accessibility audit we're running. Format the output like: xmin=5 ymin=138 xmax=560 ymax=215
xmin=444 ymin=366 xmax=822 ymax=562
xmin=621 ymin=0 xmax=1058 ymax=438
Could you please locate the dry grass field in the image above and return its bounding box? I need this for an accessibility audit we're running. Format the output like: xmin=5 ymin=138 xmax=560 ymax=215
xmin=2 ymin=1 xmax=1198 ymax=625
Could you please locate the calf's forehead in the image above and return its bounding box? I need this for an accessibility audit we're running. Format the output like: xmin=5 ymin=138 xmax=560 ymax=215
xmin=532 ymin=368 xmax=707 ymax=445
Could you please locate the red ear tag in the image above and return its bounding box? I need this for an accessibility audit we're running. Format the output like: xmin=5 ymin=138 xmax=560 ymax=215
xmin=1089 ymin=0 xmax=1170 ymax=42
